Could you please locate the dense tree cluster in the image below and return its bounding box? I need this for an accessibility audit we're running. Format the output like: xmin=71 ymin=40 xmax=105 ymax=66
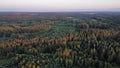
xmin=0 ymin=12 xmax=120 ymax=68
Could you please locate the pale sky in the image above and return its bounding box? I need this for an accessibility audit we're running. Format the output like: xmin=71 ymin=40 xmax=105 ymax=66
xmin=0 ymin=0 xmax=120 ymax=12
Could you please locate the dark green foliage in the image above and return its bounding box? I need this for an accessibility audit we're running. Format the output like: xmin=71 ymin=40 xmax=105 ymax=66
xmin=0 ymin=12 xmax=120 ymax=68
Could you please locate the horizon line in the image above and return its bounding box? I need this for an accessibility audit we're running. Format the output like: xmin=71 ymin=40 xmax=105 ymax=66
xmin=0 ymin=10 xmax=120 ymax=13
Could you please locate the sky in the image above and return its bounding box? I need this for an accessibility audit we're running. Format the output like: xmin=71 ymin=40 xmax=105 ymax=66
xmin=0 ymin=0 xmax=120 ymax=12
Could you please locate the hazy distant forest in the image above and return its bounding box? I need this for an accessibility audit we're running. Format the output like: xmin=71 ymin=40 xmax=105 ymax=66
xmin=0 ymin=12 xmax=120 ymax=68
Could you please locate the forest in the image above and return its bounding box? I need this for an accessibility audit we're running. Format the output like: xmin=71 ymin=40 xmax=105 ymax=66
xmin=0 ymin=12 xmax=120 ymax=68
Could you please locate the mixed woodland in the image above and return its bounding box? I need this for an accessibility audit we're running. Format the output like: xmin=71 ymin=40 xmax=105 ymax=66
xmin=0 ymin=12 xmax=120 ymax=68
